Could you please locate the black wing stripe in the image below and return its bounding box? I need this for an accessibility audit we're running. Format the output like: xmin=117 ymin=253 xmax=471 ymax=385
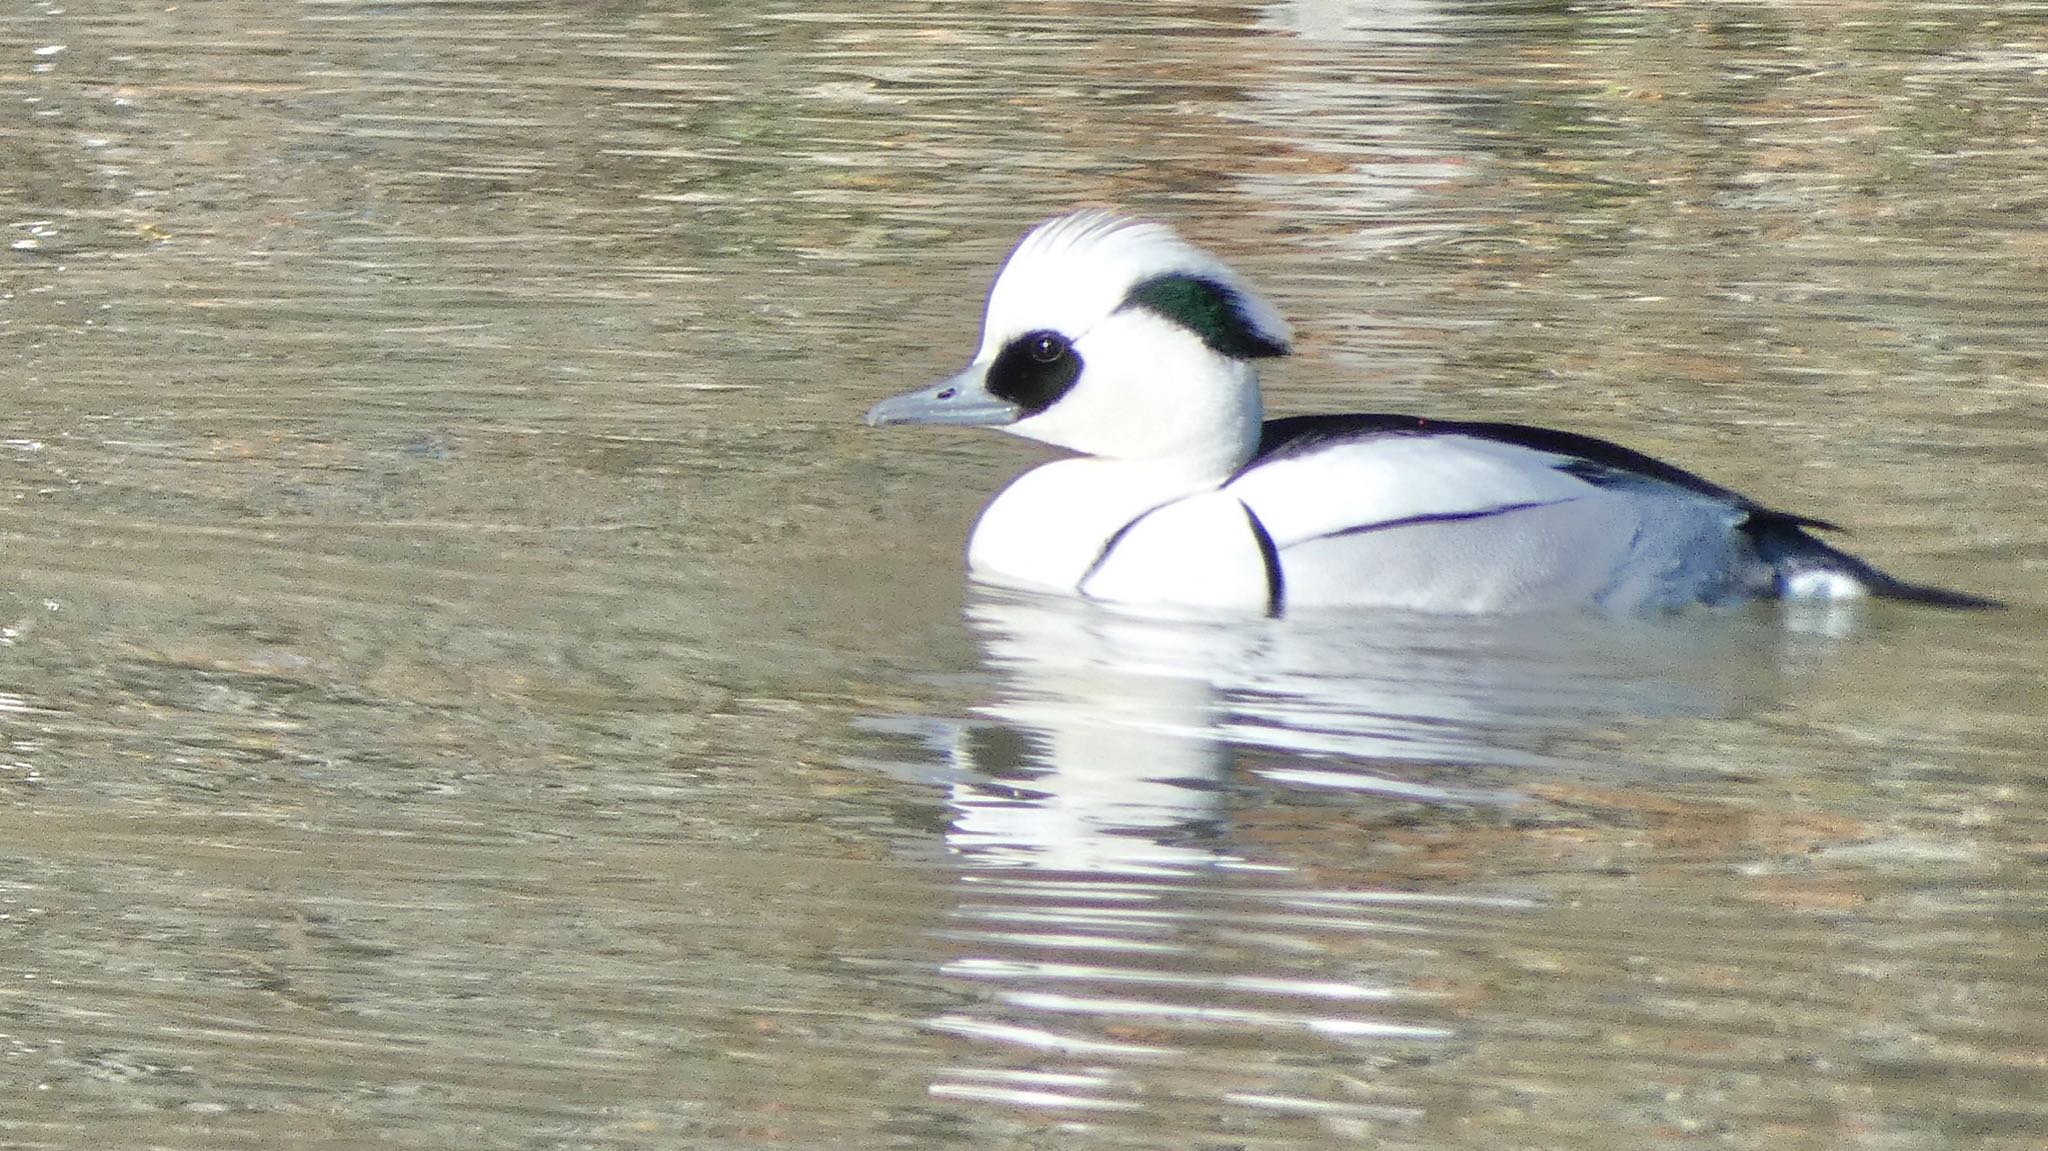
xmin=1296 ymin=499 xmax=1570 ymax=545
xmin=1238 ymin=500 xmax=1285 ymax=618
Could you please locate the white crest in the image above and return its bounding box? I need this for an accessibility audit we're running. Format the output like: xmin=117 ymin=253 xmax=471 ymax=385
xmin=975 ymin=210 xmax=1292 ymax=360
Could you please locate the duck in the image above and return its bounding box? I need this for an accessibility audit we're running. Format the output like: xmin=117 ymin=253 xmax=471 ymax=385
xmin=864 ymin=210 xmax=1995 ymax=616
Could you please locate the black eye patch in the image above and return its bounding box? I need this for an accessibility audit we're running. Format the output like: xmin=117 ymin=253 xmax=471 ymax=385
xmin=1118 ymin=273 xmax=1290 ymax=360
xmin=986 ymin=329 xmax=1083 ymax=416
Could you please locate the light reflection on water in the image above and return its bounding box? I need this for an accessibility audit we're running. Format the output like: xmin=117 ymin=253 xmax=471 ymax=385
xmin=1 ymin=0 xmax=2043 ymax=1147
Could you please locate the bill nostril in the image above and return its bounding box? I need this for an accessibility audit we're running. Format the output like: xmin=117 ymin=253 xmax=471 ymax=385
xmin=936 ymin=387 xmax=957 ymax=400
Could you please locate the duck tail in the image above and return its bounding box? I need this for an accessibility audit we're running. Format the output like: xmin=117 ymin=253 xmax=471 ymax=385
xmin=1744 ymin=514 xmax=2002 ymax=610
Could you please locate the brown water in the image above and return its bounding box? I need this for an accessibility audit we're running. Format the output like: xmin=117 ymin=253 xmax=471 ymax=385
xmin=2 ymin=1 xmax=2044 ymax=1148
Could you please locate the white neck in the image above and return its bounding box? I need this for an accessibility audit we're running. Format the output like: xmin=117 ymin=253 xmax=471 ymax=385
xmin=1148 ymin=358 xmax=1263 ymax=483
xmin=1001 ymin=315 xmax=1266 ymax=483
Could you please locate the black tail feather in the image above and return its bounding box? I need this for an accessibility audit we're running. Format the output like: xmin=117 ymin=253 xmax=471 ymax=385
xmin=1744 ymin=515 xmax=2002 ymax=611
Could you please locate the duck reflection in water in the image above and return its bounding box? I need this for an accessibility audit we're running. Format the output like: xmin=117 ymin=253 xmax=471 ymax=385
xmin=883 ymin=589 xmax=1803 ymax=877
xmin=864 ymin=592 xmax=1822 ymax=1117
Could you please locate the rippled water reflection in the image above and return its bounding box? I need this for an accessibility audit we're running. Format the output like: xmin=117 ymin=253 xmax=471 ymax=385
xmin=863 ymin=593 xmax=2043 ymax=1139
xmin=3 ymin=0 xmax=2043 ymax=1148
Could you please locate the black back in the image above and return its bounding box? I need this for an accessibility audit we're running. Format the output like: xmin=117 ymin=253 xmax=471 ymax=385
xmin=1244 ymin=413 xmax=1839 ymax=534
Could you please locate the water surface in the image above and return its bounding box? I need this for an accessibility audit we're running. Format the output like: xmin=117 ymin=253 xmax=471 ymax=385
xmin=1 ymin=1 xmax=2043 ymax=1148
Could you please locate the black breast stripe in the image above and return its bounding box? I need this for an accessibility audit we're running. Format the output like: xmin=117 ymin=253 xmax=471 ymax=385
xmin=1077 ymin=499 xmax=1179 ymax=593
xmin=1304 ymin=498 xmax=1570 ymax=544
xmin=1079 ymin=497 xmax=1287 ymax=614
xmin=1239 ymin=500 xmax=1284 ymax=618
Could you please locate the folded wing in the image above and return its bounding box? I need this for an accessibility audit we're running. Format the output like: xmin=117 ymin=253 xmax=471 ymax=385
xmin=1225 ymin=416 xmax=1774 ymax=612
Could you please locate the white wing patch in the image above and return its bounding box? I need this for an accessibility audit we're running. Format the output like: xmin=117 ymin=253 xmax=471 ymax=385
xmin=1225 ymin=433 xmax=1598 ymax=547
xmin=1223 ymin=432 xmax=1764 ymax=611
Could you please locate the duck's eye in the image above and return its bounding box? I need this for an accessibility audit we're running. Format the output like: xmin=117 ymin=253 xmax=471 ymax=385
xmin=1028 ymin=333 xmax=1069 ymax=363
xmin=987 ymin=328 xmax=1084 ymax=416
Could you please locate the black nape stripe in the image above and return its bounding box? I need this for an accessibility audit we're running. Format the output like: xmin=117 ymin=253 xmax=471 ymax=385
xmin=1118 ymin=273 xmax=1289 ymax=360
xmin=986 ymin=329 xmax=1083 ymax=416
xmin=1239 ymin=501 xmax=1284 ymax=617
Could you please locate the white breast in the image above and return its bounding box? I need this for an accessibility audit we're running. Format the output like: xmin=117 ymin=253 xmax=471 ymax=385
xmin=1079 ymin=491 xmax=1270 ymax=608
xmin=966 ymin=458 xmax=1223 ymax=594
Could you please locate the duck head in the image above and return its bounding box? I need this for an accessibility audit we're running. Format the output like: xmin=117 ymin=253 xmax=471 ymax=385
xmin=866 ymin=211 xmax=1292 ymax=479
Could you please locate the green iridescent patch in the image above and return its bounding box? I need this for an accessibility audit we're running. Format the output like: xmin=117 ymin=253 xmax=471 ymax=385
xmin=1119 ymin=273 xmax=1288 ymax=360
